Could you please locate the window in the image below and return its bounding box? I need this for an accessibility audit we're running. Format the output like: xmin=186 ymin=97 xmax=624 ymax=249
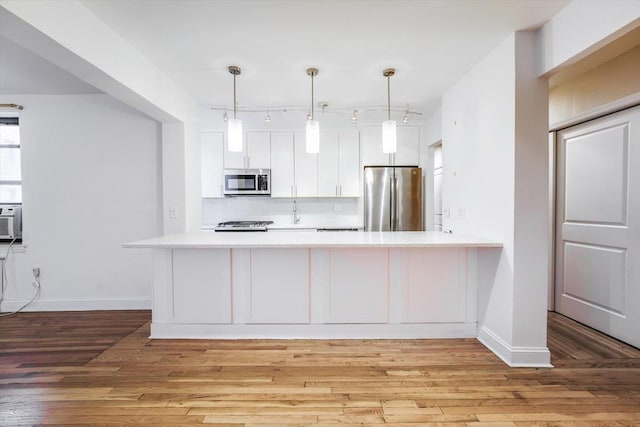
xmin=0 ymin=117 xmax=21 ymax=204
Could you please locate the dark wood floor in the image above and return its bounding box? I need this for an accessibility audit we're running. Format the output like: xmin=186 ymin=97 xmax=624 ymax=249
xmin=1 ymin=311 xmax=639 ymax=426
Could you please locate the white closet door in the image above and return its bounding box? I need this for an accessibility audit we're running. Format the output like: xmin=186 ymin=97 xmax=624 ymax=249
xmin=555 ymin=106 xmax=640 ymax=348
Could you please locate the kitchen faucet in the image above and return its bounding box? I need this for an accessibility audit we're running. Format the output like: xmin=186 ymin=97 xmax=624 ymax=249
xmin=292 ymin=200 xmax=300 ymax=224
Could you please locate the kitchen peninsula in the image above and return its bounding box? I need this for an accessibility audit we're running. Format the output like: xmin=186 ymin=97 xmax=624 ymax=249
xmin=126 ymin=231 xmax=501 ymax=339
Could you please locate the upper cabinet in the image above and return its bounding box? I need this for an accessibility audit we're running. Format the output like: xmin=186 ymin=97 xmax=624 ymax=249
xmin=294 ymin=132 xmax=318 ymax=197
xmin=271 ymin=132 xmax=318 ymax=198
xmin=201 ymin=131 xmax=224 ymax=198
xmin=270 ymin=132 xmax=295 ymax=197
xmin=205 ymin=126 xmax=416 ymax=200
xmin=318 ymin=129 xmax=360 ymax=197
xmin=224 ymin=131 xmax=271 ymax=170
xmin=361 ymin=125 xmax=420 ymax=167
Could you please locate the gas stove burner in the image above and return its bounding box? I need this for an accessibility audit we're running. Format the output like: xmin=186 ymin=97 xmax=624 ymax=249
xmin=214 ymin=220 xmax=274 ymax=232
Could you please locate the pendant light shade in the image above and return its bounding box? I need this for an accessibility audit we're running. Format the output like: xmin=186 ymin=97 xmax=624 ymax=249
xmin=382 ymin=119 xmax=397 ymax=153
xmin=306 ymin=68 xmax=320 ymax=154
xmin=227 ymin=65 xmax=243 ymax=152
xmin=227 ymin=118 xmax=243 ymax=152
xmin=306 ymin=119 xmax=320 ymax=153
xmin=382 ymin=68 xmax=397 ymax=154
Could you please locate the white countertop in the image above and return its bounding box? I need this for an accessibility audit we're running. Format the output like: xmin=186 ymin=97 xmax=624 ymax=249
xmin=125 ymin=231 xmax=502 ymax=249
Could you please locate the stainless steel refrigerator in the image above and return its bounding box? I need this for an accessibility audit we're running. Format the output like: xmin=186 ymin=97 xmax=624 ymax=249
xmin=364 ymin=166 xmax=423 ymax=231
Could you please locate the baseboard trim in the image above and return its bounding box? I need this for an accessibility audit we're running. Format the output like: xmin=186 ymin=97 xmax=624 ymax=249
xmin=477 ymin=326 xmax=552 ymax=368
xmin=0 ymin=298 xmax=151 ymax=312
xmin=150 ymin=322 xmax=478 ymax=340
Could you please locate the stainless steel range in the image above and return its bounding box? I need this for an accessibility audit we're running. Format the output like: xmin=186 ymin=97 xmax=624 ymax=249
xmin=214 ymin=220 xmax=274 ymax=232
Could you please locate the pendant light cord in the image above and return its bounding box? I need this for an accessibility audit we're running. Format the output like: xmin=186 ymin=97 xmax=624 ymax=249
xmin=311 ymin=72 xmax=315 ymax=120
xmin=233 ymin=73 xmax=237 ymax=119
xmin=387 ymin=75 xmax=391 ymax=121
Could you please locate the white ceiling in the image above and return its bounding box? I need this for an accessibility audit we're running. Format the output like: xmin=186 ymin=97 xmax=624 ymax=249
xmin=79 ymin=0 xmax=571 ymax=117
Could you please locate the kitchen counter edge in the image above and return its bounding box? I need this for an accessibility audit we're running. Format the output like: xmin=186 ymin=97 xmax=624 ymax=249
xmin=124 ymin=231 xmax=502 ymax=249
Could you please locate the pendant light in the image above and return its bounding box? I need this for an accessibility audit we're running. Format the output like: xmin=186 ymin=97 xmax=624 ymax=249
xmin=382 ymin=68 xmax=397 ymax=154
xmin=227 ymin=65 xmax=243 ymax=152
xmin=305 ymin=67 xmax=320 ymax=154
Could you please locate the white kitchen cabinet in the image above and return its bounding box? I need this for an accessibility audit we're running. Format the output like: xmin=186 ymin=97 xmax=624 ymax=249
xmin=246 ymin=248 xmax=309 ymax=323
xmin=360 ymin=125 xmax=419 ymax=167
xmin=246 ymin=132 xmax=271 ymax=169
xmin=172 ymin=249 xmax=231 ymax=324
xmin=317 ymin=129 xmax=360 ymax=197
xmin=401 ymin=248 xmax=467 ymax=323
xmin=294 ymin=132 xmax=318 ymax=197
xmin=317 ymin=130 xmax=339 ymax=196
xmin=338 ymin=129 xmax=360 ymax=196
xmin=270 ymin=132 xmax=295 ymax=197
xmin=324 ymin=248 xmax=389 ymax=323
xmin=271 ymin=131 xmax=317 ymax=198
xmin=223 ymin=131 xmax=271 ymax=169
xmin=201 ymin=131 xmax=224 ymax=198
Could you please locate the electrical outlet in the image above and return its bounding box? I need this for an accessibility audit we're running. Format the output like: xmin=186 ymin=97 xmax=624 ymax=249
xmin=334 ymin=204 xmax=342 ymax=213
xmin=443 ymin=208 xmax=450 ymax=218
xmin=169 ymin=207 xmax=179 ymax=219
xmin=457 ymin=208 xmax=465 ymax=219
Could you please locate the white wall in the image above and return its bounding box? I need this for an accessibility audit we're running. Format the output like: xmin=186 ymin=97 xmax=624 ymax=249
xmin=0 ymin=94 xmax=161 ymax=311
xmin=421 ymin=107 xmax=442 ymax=231
xmin=1 ymin=2 xmax=202 ymax=235
xmin=442 ymin=32 xmax=550 ymax=366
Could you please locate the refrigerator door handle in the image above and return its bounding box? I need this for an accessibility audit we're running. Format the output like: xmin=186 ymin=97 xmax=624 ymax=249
xmin=394 ymin=175 xmax=399 ymax=230
xmin=390 ymin=175 xmax=396 ymax=231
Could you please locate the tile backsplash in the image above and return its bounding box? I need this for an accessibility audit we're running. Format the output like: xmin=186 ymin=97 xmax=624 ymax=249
xmin=202 ymin=197 xmax=362 ymax=228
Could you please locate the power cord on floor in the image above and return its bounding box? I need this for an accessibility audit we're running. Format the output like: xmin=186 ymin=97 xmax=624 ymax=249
xmin=0 ymin=238 xmax=40 ymax=317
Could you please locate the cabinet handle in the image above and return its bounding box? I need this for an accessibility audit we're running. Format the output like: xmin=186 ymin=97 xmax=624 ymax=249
xmin=339 ymin=185 xmax=342 ymax=196
xmin=295 ymin=186 xmax=298 ymax=197
xmin=336 ymin=185 xmax=338 ymax=196
xmin=220 ymin=184 xmax=223 ymax=196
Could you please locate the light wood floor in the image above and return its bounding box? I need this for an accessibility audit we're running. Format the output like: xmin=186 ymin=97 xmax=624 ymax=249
xmin=1 ymin=311 xmax=639 ymax=426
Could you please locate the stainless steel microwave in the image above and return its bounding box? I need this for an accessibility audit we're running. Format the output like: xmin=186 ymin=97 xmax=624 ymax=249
xmin=223 ymin=169 xmax=271 ymax=196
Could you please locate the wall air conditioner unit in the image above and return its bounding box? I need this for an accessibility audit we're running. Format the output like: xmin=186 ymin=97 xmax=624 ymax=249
xmin=0 ymin=205 xmax=22 ymax=240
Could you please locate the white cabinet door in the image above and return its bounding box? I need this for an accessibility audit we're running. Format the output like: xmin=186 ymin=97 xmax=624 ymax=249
xmin=246 ymin=132 xmax=271 ymax=169
xmin=172 ymin=249 xmax=231 ymax=324
xmin=223 ymin=132 xmax=245 ymax=169
xmin=338 ymin=129 xmax=360 ymax=197
xmin=224 ymin=132 xmax=271 ymax=170
xmin=317 ymin=130 xmax=360 ymax=197
xmin=360 ymin=125 xmax=389 ymax=166
xmin=201 ymin=132 xmax=224 ymax=198
xmin=294 ymin=132 xmax=318 ymax=197
xmin=318 ymin=131 xmax=340 ymax=197
xmin=325 ymin=248 xmax=389 ymax=323
xmin=247 ymin=249 xmax=309 ymax=323
xmin=395 ymin=126 xmax=420 ymax=166
xmin=270 ymin=132 xmax=295 ymax=197
xmin=401 ymin=248 xmax=467 ymax=322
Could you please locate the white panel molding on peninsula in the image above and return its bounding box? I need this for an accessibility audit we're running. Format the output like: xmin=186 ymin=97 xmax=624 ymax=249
xmin=125 ymin=231 xmax=501 ymax=343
